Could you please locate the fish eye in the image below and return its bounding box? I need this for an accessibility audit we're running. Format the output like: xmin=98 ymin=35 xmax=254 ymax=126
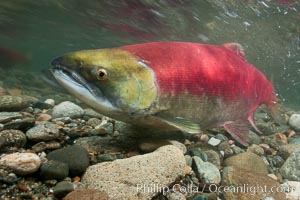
xmin=96 ymin=68 xmax=108 ymax=80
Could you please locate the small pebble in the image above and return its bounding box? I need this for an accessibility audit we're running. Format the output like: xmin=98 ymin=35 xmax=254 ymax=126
xmin=73 ymin=176 xmax=81 ymax=182
xmin=247 ymin=144 xmax=264 ymax=156
xmin=268 ymin=174 xmax=278 ymax=180
xmin=86 ymin=118 xmax=102 ymax=127
xmin=17 ymin=182 xmax=30 ymax=192
xmin=44 ymin=99 xmax=55 ymax=106
xmin=53 ymin=181 xmax=74 ymax=198
xmin=185 ymin=155 xmax=193 ymax=166
xmin=184 ymin=139 xmax=192 ymax=145
xmin=218 ymin=141 xmax=230 ymax=151
xmin=228 ymin=140 xmax=234 ymax=145
xmin=52 ymin=101 xmax=84 ymax=119
xmin=125 ymin=152 xmax=140 ymax=158
xmin=215 ymin=133 xmax=228 ymax=141
xmin=97 ymin=154 xmax=118 ymax=163
xmin=289 ymin=114 xmax=300 ymax=131
xmin=36 ymin=113 xmax=52 ymax=121
xmin=185 ymin=165 xmax=192 ymax=174
xmin=208 ymin=137 xmax=221 ymax=146
xmin=40 ymin=160 xmax=69 ymax=180
xmin=200 ymin=134 xmax=209 ymax=142
xmin=232 ymin=146 xmax=245 ymax=155
xmin=259 ymin=143 xmax=270 ymax=150
xmin=0 ymin=152 xmax=41 ymax=175
xmin=272 ymin=155 xmax=285 ymax=168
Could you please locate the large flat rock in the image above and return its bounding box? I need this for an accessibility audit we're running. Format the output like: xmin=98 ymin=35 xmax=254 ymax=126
xmin=81 ymin=145 xmax=186 ymax=200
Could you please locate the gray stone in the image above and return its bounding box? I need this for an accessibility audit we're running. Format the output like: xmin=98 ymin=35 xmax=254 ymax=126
xmin=278 ymin=144 xmax=300 ymax=159
xmin=0 ymin=129 xmax=27 ymax=148
xmin=52 ymin=101 xmax=84 ymax=119
xmin=3 ymin=117 xmax=35 ymax=131
xmin=47 ymin=145 xmax=89 ymax=177
xmin=26 ymin=121 xmax=60 ymax=142
xmin=75 ymin=136 xmax=116 ymax=153
xmin=205 ymin=150 xmax=221 ymax=169
xmin=189 ymin=148 xmax=208 ymax=162
xmin=0 ymin=152 xmax=41 ymax=175
xmin=272 ymin=155 xmax=285 ymax=168
xmin=81 ymin=145 xmax=185 ymax=200
xmin=44 ymin=99 xmax=55 ymax=106
xmin=96 ymin=154 xmax=118 ymax=163
xmin=31 ymin=141 xmax=61 ymax=153
xmin=280 ymin=149 xmax=300 ymax=181
xmin=192 ymin=156 xmax=221 ymax=184
xmin=0 ymin=95 xmax=38 ymax=111
xmin=185 ymin=155 xmax=193 ymax=166
xmin=218 ymin=141 xmax=230 ymax=151
xmin=232 ymin=145 xmax=245 ymax=155
xmin=289 ymin=114 xmax=300 ymax=131
xmin=215 ymin=133 xmax=228 ymax=141
xmin=40 ymin=160 xmax=69 ymax=180
xmin=248 ymin=130 xmax=261 ymax=144
xmin=0 ymin=112 xmax=22 ymax=123
xmin=53 ymin=181 xmax=74 ymax=198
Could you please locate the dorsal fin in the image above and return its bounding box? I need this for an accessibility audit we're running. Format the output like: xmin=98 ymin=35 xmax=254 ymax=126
xmin=223 ymin=43 xmax=246 ymax=59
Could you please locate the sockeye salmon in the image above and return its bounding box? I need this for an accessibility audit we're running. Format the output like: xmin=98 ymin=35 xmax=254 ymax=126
xmin=50 ymin=42 xmax=281 ymax=146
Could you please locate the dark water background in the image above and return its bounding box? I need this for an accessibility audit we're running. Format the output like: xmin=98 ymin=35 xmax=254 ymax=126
xmin=0 ymin=0 xmax=299 ymax=107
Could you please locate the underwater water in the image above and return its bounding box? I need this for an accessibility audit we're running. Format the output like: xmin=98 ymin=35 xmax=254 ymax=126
xmin=0 ymin=0 xmax=299 ymax=107
xmin=1 ymin=1 xmax=300 ymax=200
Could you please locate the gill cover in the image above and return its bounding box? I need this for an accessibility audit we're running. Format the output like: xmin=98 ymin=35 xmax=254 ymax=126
xmin=52 ymin=49 xmax=158 ymax=115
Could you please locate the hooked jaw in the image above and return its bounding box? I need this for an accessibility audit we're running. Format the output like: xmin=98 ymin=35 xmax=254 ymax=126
xmin=50 ymin=56 xmax=120 ymax=115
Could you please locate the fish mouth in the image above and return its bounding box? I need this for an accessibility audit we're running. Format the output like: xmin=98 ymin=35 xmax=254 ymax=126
xmin=50 ymin=58 xmax=119 ymax=113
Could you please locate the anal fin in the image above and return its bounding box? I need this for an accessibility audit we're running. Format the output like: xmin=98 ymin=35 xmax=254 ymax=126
xmin=155 ymin=114 xmax=201 ymax=134
xmin=223 ymin=120 xmax=250 ymax=146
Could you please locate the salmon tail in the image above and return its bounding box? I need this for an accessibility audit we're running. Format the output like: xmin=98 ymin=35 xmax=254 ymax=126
xmin=269 ymin=100 xmax=287 ymax=125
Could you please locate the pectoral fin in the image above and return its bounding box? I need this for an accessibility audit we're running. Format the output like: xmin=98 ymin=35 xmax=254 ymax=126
xmin=156 ymin=114 xmax=201 ymax=134
xmin=223 ymin=120 xmax=250 ymax=146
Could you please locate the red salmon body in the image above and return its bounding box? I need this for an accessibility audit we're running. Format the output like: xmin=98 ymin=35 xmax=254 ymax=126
xmin=121 ymin=42 xmax=278 ymax=145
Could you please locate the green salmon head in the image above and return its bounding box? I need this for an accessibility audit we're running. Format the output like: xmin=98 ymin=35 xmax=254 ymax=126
xmin=50 ymin=48 xmax=158 ymax=120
